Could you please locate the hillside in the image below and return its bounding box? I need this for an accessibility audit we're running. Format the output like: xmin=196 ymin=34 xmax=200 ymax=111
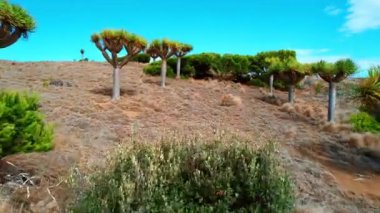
xmin=0 ymin=61 xmax=379 ymax=212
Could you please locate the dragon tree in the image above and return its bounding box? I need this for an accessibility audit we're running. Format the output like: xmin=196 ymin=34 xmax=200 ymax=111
xmin=268 ymin=57 xmax=310 ymax=104
xmin=175 ymin=43 xmax=193 ymax=79
xmin=312 ymin=59 xmax=357 ymax=122
xmin=91 ymin=30 xmax=147 ymax=101
xmin=0 ymin=0 xmax=35 ymax=48
xmin=146 ymin=39 xmax=179 ymax=87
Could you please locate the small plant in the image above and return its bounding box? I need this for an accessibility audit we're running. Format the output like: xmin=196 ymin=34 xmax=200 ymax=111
xmin=143 ymin=63 xmax=175 ymax=78
xmin=350 ymin=112 xmax=380 ymax=134
xmin=71 ymin=136 xmax=294 ymax=212
xmin=248 ymin=78 xmax=267 ymax=87
xmin=314 ymin=81 xmax=324 ymax=95
xmin=354 ymin=66 xmax=380 ymax=120
xmin=0 ymin=91 xmax=54 ymax=157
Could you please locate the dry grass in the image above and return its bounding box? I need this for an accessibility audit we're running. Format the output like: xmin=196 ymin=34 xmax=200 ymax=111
xmin=346 ymin=133 xmax=380 ymax=150
xmin=0 ymin=61 xmax=378 ymax=212
xmin=220 ymin=94 xmax=242 ymax=106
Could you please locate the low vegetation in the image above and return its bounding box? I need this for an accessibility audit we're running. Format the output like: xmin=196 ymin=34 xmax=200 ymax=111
xmin=354 ymin=66 xmax=380 ymax=120
xmin=71 ymin=137 xmax=294 ymax=212
xmin=350 ymin=112 xmax=380 ymax=134
xmin=0 ymin=91 xmax=53 ymax=157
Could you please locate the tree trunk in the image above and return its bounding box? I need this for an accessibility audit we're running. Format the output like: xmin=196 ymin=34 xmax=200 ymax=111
xmin=176 ymin=57 xmax=182 ymax=80
xmin=161 ymin=59 xmax=167 ymax=87
xmin=328 ymin=82 xmax=336 ymax=122
xmin=288 ymin=84 xmax=295 ymax=104
xmin=269 ymin=74 xmax=274 ymax=96
xmin=112 ymin=66 xmax=121 ymax=101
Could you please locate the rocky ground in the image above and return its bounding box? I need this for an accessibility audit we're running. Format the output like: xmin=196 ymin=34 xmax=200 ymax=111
xmin=0 ymin=61 xmax=379 ymax=212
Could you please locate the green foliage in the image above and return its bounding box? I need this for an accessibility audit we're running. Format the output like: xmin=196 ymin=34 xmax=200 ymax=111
xmin=143 ymin=50 xmax=300 ymax=83
xmin=119 ymin=53 xmax=150 ymax=63
xmin=0 ymin=91 xmax=53 ymax=157
xmin=143 ymin=62 xmax=175 ymax=78
xmin=71 ymin=137 xmax=294 ymax=213
xmin=91 ymin=29 xmax=147 ymax=57
xmin=146 ymin=39 xmax=179 ymax=59
xmin=248 ymin=50 xmax=296 ymax=78
xmin=188 ymin=53 xmax=222 ymax=79
xmin=350 ymin=112 xmax=380 ymax=134
xmin=314 ymin=81 xmax=324 ymax=94
xmin=0 ymin=0 xmax=35 ymax=35
xmin=132 ymin=53 xmax=150 ymax=63
xmin=312 ymin=59 xmax=357 ymax=83
xmin=175 ymin=42 xmax=193 ymax=57
xmin=354 ymin=66 xmax=380 ymax=120
xmin=248 ymin=78 xmax=267 ymax=87
xmin=217 ymin=54 xmax=250 ymax=81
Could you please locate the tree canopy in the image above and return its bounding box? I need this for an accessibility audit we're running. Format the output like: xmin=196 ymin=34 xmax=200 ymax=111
xmin=268 ymin=57 xmax=310 ymax=85
xmin=91 ymin=29 xmax=147 ymax=68
xmin=312 ymin=59 xmax=357 ymax=83
xmin=0 ymin=0 xmax=35 ymax=37
xmin=175 ymin=43 xmax=193 ymax=57
xmin=146 ymin=39 xmax=179 ymax=59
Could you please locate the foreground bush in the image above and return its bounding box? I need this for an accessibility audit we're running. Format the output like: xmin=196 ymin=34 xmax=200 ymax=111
xmin=0 ymin=91 xmax=53 ymax=157
xmin=350 ymin=112 xmax=380 ymax=134
xmin=71 ymin=137 xmax=294 ymax=212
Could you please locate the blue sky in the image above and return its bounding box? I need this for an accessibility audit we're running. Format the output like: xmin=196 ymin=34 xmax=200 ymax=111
xmin=1 ymin=0 xmax=380 ymax=76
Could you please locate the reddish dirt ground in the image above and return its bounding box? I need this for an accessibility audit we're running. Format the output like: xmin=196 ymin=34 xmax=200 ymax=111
xmin=0 ymin=61 xmax=380 ymax=212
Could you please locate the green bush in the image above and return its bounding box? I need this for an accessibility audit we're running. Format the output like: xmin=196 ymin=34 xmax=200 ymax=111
xmin=217 ymin=54 xmax=250 ymax=81
xmin=0 ymin=91 xmax=53 ymax=157
xmin=350 ymin=112 xmax=380 ymax=134
xmin=132 ymin=53 xmax=150 ymax=63
xmin=119 ymin=53 xmax=151 ymax=63
xmin=71 ymin=137 xmax=294 ymax=213
xmin=248 ymin=78 xmax=267 ymax=87
xmin=143 ymin=62 xmax=175 ymax=78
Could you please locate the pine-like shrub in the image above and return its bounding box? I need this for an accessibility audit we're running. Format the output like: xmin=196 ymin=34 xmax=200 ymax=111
xmin=0 ymin=91 xmax=53 ymax=157
xmin=71 ymin=137 xmax=294 ymax=212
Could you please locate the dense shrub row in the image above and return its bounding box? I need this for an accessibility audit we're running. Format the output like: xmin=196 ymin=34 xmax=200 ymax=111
xmin=143 ymin=50 xmax=296 ymax=86
xmin=0 ymin=91 xmax=54 ymax=157
xmin=71 ymin=137 xmax=294 ymax=212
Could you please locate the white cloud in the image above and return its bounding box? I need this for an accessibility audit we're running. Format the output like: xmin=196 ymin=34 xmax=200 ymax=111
xmin=294 ymin=49 xmax=348 ymax=63
xmin=356 ymin=59 xmax=380 ymax=70
xmin=324 ymin=6 xmax=342 ymax=16
xmin=342 ymin=0 xmax=380 ymax=33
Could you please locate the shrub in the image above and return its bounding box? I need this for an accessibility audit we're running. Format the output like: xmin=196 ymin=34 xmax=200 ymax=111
xmin=119 ymin=53 xmax=151 ymax=63
xmin=132 ymin=53 xmax=150 ymax=63
xmin=71 ymin=137 xmax=294 ymax=212
xmin=350 ymin=112 xmax=380 ymax=134
xmin=217 ymin=54 xmax=250 ymax=81
xmin=354 ymin=66 xmax=380 ymax=120
xmin=248 ymin=78 xmax=267 ymax=87
xmin=314 ymin=81 xmax=324 ymax=94
xmin=0 ymin=91 xmax=53 ymax=157
xmin=143 ymin=63 xmax=175 ymax=78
